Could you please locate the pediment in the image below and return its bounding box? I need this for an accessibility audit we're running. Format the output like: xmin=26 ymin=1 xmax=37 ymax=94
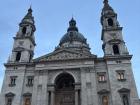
xmin=118 ymin=88 xmax=130 ymax=93
xmin=23 ymin=92 xmax=32 ymax=97
xmin=108 ymin=39 xmax=122 ymax=44
xmin=13 ymin=47 xmax=24 ymax=51
xmin=34 ymin=49 xmax=91 ymax=62
xmin=98 ymin=89 xmax=110 ymax=94
xmin=5 ymin=92 xmax=15 ymax=97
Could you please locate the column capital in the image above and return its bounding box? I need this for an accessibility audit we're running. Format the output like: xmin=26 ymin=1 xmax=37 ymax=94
xmin=74 ymin=82 xmax=81 ymax=90
xmin=47 ymin=83 xmax=55 ymax=91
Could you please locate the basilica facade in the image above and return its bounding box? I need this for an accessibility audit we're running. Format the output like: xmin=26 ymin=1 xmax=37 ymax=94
xmin=0 ymin=0 xmax=140 ymax=105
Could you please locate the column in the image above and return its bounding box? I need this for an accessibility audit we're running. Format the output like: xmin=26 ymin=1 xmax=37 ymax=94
xmin=75 ymin=83 xmax=81 ymax=105
xmin=47 ymin=84 xmax=55 ymax=105
xmin=50 ymin=90 xmax=55 ymax=105
xmin=75 ymin=90 xmax=78 ymax=105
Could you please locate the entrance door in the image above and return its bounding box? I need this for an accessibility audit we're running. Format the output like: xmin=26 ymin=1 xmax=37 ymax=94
xmin=55 ymin=73 xmax=75 ymax=105
xmin=55 ymin=90 xmax=75 ymax=105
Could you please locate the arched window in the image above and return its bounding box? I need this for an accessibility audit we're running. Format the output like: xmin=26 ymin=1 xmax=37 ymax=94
xmin=22 ymin=27 xmax=27 ymax=34
xmin=102 ymin=96 xmax=109 ymax=105
xmin=113 ymin=44 xmax=120 ymax=55
xmin=55 ymin=73 xmax=75 ymax=90
xmin=122 ymin=95 xmax=129 ymax=105
xmin=16 ymin=52 xmax=21 ymax=62
xmin=108 ymin=18 xmax=114 ymax=26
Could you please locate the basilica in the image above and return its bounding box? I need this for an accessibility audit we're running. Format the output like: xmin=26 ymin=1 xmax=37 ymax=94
xmin=0 ymin=0 xmax=140 ymax=105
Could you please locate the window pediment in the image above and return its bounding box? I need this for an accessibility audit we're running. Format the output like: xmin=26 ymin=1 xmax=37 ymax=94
xmin=118 ymin=88 xmax=130 ymax=93
xmin=13 ymin=47 xmax=24 ymax=52
xmin=98 ymin=89 xmax=110 ymax=94
xmin=23 ymin=93 xmax=32 ymax=97
xmin=5 ymin=92 xmax=15 ymax=97
xmin=108 ymin=39 xmax=122 ymax=44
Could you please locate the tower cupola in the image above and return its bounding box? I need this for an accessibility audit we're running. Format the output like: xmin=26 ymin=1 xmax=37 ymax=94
xmin=8 ymin=7 xmax=36 ymax=63
xmin=101 ymin=0 xmax=129 ymax=56
xmin=20 ymin=7 xmax=35 ymax=25
xmin=101 ymin=0 xmax=120 ymax=30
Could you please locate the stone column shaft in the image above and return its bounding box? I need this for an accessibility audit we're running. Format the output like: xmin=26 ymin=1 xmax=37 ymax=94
xmin=75 ymin=90 xmax=78 ymax=105
xmin=50 ymin=91 xmax=55 ymax=105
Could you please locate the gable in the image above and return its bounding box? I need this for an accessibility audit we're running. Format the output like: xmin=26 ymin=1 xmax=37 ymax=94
xmin=34 ymin=49 xmax=92 ymax=62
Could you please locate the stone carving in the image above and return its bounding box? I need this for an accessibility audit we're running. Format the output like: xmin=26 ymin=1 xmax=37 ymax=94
xmin=35 ymin=50 xmax=90 ymax=62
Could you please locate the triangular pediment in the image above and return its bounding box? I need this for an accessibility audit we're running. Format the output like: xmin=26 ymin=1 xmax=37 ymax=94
xmin=34 ymin=49 xmax=92 ymax=62
xmin=118 ymin=88 xmax=130 ymax=93
xmin=13 ymin=47 xmax=25 ymax=51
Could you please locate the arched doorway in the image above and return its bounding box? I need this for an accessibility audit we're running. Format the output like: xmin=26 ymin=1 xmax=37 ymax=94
xmin=55 ymin=73 xmax=75 ymax=105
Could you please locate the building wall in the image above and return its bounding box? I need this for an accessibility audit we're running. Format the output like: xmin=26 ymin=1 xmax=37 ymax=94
xmin=0 ymin=58 xmax=140 ymax=105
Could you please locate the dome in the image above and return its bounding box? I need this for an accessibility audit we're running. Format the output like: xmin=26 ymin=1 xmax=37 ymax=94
xmin=59 ymin=18 xmax=87 ymax=45
xmin=59 ymin=31 xmax=87 ymax=45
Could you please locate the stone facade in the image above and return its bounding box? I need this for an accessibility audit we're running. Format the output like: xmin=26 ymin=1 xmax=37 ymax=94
xmin=0 ymin=1 xmax=140 ymax=105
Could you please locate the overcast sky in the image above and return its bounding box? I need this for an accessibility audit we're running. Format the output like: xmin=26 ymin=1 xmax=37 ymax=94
xmin=0 ymin=0 xmax=140 ymax=97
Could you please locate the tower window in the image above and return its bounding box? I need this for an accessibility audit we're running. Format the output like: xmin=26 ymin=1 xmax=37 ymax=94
xmin=118 ymin=72 xmax=125 ymax=80
xmin=24 ymin=97 xmax=31 ymax=105
xmin=113 ymin=44 xmax=120 ymax=55
xmin=22 ymin=27 xmax=27 ymax=34
xmin=29 ymin=54 xmax=32 ymax=62
xmin=122 ymin=95 xmax=129 ymax=105
xmin=97 ymin=72 xmax=106 ymax=83
xmin=23 ymin=93 xmax=32 ymax=105
xmin=26 ymin=76 xmax=34 ymax=87
xmin=98 ymin=75 xmax=106 ymax=82
xmin=118 ymin=88 xmax=130 ymax=105
xmin=6 ymin=98 xmax=12 ymax=105
xmin=16 ymin=52 xmax=21 ymax=62
xmin=116 ymin=70 xmax=126 ymax=81
xmin=9 ymin=76 xmax=17 ymax=87
xmin=108 ymin=18 xmax=113 ymax=26
xmin=5 ymin=92 xmax=15 ymax=105
xmin=102 ymin=96 xmax=109 ymax=105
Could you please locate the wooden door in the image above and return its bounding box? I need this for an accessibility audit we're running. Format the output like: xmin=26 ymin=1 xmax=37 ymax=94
xmin=55 ymin=90 xmax=75 ymax=105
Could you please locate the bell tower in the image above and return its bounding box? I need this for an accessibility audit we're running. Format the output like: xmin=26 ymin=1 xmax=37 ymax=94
xmin=9 ymin=7 xmax=36 ymax=63
xmin=101 ymin=0 xmax=129 ymax=56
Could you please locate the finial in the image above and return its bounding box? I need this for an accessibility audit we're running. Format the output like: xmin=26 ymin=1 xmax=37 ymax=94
xmin=28 ymin=5 xmax=32 ymax=13
xmin=20 ymin=6 xmax=34 ymax=25
xmin=69 ymin=17 xmax=76 ymax=27
xmin=104 ymin=0 xmax=108 ymax=4
xmin=72 ymin=14 xmax=74 ymax=19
